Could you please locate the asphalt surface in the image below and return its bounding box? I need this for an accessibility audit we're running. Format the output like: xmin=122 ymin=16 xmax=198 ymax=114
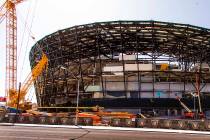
xmin=0 ymin=125 xmax=209 ymax=140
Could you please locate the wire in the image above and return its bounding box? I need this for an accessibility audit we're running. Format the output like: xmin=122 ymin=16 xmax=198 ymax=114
xmin=25 ymin=86 xmax=32 ymax=101
xmin=17 ymin=0 xmax=31 ymax=66
xmin=0 ymin=13 xmax=6 ymax=24
xmin=0 ymin=1 xmax=7 ymax=24
xmin=29 ymin=87 xmax=34 ymax=101
xmin=18 ymin=0 xmax=38 ymax=82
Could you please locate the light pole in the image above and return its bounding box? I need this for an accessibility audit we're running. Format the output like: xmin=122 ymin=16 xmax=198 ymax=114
xmin=60 ymin=66 xmax=80 ymax=125
xmin=76 ymin=77 xmax=80 ymax=125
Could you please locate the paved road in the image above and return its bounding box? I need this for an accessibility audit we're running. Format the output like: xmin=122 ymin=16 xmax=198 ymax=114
xmin=0 ymin=125 xmax=209 ymax=140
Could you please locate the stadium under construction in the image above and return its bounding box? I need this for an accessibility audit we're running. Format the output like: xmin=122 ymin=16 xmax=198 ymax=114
xmin=29 ymin=20 xmax=210 ymax=117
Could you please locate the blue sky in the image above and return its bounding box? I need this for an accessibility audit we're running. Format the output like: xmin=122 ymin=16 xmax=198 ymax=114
xmin=0 ymin=0 xmax=210 ymax=102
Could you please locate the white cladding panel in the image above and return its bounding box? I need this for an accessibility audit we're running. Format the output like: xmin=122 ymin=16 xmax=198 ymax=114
xmin=104 ymin=64 xmax=153 ymax=72
xmin=154 ymin=83 xmax=183 ymax=91
xmin=141 ymin=83 xmax=153 ymax=90
xmin=170 ymin=83 xmax=184 ymax=91
xmin=124 ymin=64 xmax=138 ymax=71
xmin=138 ymin=64 xmax=153 ymax=71
xmin=141 ymin=77 xmax=153 ymax=82
xmin=106 ymin=95 xmax=125 ymax=98
xmin=124 ymin=64 xmax=153 ymax=71
xmin=127 ymin=82 xmax=138 ymax=90
xmin=154 ymin=83 xmax=169 ymax=90
xmin=103 ymin=66 xmax=123 ymax=72
xmin=93 ymin=92 xmax=103 ymax=98
xmin=85 ymin=85 xmax=101 ymax=92
xmin=119 ymin=54 xmax=136 ymax=61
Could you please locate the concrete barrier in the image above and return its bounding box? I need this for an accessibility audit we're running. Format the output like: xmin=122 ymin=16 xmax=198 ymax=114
xmin=1 ymin=114 xmax=210 ymax=131
xmin=189 ymin=121 xmax=200 ymax=130
xmin=28 ymin=116 xmax=39 ymax=124
xmin=177 ymin=120 xmax=187 ymax=130
xmin=136 ymin=119 xmax=146 ymax=128
xmin=60 ymin=117 xmax=70 ymax=125
xmin=8 ymin=114 xmax=16 ymax=123
xmin=17 ymin=115 xmax=30 ymax=123
xmin=101 ymin=117 xmax=111 ymax=126
xmin=124 ymin=118 xmax=134 ymax=127
xmin=204 ymin=120 xmax=210 ymax=130
xmin=111 ymin=118 xmax=121 ymax=127
xmin=83 ymin=117 xmax=93 ymax=126
xmin=39 ymin=116 xmax=49 ymax=124
xmin=151 ymin=119 xmax=159 ymax=128
xmin=0 ymin=114 xmax=5 ymax=122
xmin=162 ymin=119 xmax=172 ymax=128
xmin=48 ymin=117 xmax=60 ymax=125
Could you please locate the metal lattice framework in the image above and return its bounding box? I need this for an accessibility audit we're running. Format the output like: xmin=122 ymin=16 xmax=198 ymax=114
xmin=0 ymin=0 xmax=25 ymax=102
xmin=29 ymin=21 xmax=210 ymax=109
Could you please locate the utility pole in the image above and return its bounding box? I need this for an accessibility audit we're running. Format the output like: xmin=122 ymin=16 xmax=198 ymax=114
xmin=60 ymin=66 xmax=80 ymax=125
xmin=15 ymin=82 xmax=21 ymax=123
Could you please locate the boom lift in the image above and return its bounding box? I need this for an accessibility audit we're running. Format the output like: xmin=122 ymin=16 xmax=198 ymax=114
xmin=176 ymin=96 xmax=204 ymax=119
xmin=176 ymin=96 xmax=194 ymax=118
xmin=177 ymin=70 xmax=205 ymax=119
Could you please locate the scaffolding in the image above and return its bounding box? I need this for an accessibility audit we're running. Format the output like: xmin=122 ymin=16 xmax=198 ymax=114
xmin=29 ymin=21 xmax=210 ymax=110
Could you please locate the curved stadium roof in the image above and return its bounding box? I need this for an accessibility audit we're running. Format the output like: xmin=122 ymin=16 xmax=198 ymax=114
xmin=30 ymin=20 xmax=210 ymax=67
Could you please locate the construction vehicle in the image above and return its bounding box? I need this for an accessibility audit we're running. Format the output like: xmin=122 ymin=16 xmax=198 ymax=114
xmin=0 ymin=106 xmax=6 ymax=121
xmin=176 ymin=96 xmax=204 ymax=119
xmin=7 ymin=53 xmax=48 ymax=111
xmin=0 ymin=0 xmax=50 ymax=112
xmin=0 ymin=0 xmax=26 ymax=105
xmin=176 ymin=71 xmax=205 ymax=119
xmin=0 ymin=52 xmax=48 ymax=117
xmin=0 ymin=0 xmax=26 ymax=116
xmin=137 ymin=113 xmax=147 ymax=119
xmin=0 ymin=0 xmax=51 ymax=116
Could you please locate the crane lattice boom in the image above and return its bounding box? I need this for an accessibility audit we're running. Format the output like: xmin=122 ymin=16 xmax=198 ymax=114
xmin=8 ymin=53 xmax=48 ymax=109
xmin=0 ymin=0 xmax=24 ymax=103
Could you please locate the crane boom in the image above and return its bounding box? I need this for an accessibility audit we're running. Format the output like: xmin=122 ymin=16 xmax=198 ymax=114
xmin=1 ymin=0 xmax=47 ymax=110
xmin=6 ymin=0 xmax=18 ymax=97
xmin=176 ymin=97 xmax=192 ymax=113
xmin=21 ymin=53 xmax=48 ymax=97
xmin=0 ymin=0 xmax=25 ymax=104
xmin=8 ymin=53 xmax=48 ymax=109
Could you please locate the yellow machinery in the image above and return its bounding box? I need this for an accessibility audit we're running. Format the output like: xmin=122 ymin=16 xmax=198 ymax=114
xmin=7 ymin=53 xmax=48 ymax=110
xmin=160 ymin=63 xmax=169 ymax=71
